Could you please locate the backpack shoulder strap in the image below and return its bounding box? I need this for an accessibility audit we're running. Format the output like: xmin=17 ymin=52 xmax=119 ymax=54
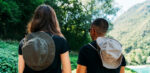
xmin=88 ymin=43 xmax=101 ymax=55
xmin=88 ymin=43 xmax=98 ymax=51
xmin=51 ymin=35 xmax=54 ymax=38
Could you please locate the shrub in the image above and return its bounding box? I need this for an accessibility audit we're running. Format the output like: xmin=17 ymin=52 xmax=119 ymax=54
xmin=0 ymin=40 xmax=137 ymax=73
xmin=0 ymin=40 xmax=18 ymax=73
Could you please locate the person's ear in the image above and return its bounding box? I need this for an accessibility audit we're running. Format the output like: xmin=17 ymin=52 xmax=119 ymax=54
xmin=94 ymin=28 xmax=99 ymax=37
xmin=90 ymin=28 xmax=93 ymax=33
xmin=93 ymin=28 xmax=96 ymax=35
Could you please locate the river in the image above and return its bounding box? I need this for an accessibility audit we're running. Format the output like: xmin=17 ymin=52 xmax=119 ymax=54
xmin=127 ymin=65 xmax=150 ymax=73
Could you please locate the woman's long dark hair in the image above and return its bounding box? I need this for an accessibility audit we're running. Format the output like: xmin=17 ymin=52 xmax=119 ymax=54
xmin=27 ymin=4 xmax=64 ymax=37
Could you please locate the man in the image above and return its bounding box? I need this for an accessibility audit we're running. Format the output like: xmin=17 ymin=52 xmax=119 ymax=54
xmin=76 ymin=18 xmax=126 ymax=73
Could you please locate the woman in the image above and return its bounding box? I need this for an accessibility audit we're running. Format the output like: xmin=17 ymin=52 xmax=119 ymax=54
xmin=18 ymin=4 xmax=71 ymax=73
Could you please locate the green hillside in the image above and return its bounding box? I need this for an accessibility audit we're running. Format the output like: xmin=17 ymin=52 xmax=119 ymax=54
xmin=109 ymin=1 xmax=150 ymax=65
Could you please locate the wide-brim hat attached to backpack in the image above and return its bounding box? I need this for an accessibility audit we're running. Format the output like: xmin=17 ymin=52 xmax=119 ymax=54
xmin=96 ymin=37 xmax=123 ymax=69
xmin=22 ymin=31 xmax=55 ymax=71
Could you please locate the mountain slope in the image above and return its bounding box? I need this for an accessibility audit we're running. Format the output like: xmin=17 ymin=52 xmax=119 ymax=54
xmin=109 ymin=1 xmax=150 ymax=65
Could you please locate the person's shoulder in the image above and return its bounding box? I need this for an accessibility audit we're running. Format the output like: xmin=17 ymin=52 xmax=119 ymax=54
xmin=45 ymin=32 xmax=65 ymax=41
xmin=19 ymin=38 xmax=25 ymax=46
xmin=79 ymin=41 xmax=95 ymax=52
xmin=52 ymin=35 xmax=68 ymax=46
xmin=80 ymin=44 xmax=89 ymax=50
xmin=52 ymin=35 xmax=65 ymax=40
xmin=18 ymin=38 xmax=25 ymax=55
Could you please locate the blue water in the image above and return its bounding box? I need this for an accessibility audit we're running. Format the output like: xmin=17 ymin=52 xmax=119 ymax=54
xmin=130 ymin=67 xmax=150 ymax=73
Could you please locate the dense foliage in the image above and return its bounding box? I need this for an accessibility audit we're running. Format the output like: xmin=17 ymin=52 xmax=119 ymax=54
xmin=109 ymin=1 xmax=150 ymax=65
xmin=0 ymin=40 xmax=18 ymax=72
xmin=0 ymin=40 xmax=136 ymax=73
xmin=0 ymin=0 xmax=118 ymax=50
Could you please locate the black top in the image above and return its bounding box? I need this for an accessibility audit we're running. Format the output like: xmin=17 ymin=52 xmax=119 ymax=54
xmin=77 ymin=41 xmax=126 ymax=73
xmin=18 ymin=33 xmax=70 ymax=73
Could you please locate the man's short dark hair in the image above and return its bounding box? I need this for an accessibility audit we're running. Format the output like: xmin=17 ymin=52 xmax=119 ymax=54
xmin=91 ymin=18 xmax=109 ymax=33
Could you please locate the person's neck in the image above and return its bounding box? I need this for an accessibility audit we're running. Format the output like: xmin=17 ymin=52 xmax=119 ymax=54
xmin=93 ymin=35 xmax=105 ymax=41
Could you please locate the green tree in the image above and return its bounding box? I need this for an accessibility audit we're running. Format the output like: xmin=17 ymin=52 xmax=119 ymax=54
xmin=0 ymin=0 xmax=119 ymax=50
xmin=0 ymin=0 xmax=21 ymax=39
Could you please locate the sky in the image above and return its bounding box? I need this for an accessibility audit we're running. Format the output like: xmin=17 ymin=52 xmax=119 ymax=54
xmin=114 ymin=0 xmax=146 ymax=18
xmin=80 ymin=0 xmax=147 ymax=20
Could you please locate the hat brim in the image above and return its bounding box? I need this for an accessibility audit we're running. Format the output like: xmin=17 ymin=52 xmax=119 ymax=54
xmin=100 ymin=52 xmax=123 ymax=69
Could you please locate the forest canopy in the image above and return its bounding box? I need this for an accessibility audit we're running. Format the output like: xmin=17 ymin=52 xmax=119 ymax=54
xmin=0 ymin=0 xmax=119 ymax=50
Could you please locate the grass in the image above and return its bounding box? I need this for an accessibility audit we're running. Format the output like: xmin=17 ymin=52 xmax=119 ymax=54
xmin=70 ymin=52 xmax=78 ymax=70
xmin=0 ymin=40 xmax=136 ymax=73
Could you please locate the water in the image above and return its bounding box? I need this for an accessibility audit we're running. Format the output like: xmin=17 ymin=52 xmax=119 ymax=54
xmin=129 ymin=67 xmax=150 ymax=73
